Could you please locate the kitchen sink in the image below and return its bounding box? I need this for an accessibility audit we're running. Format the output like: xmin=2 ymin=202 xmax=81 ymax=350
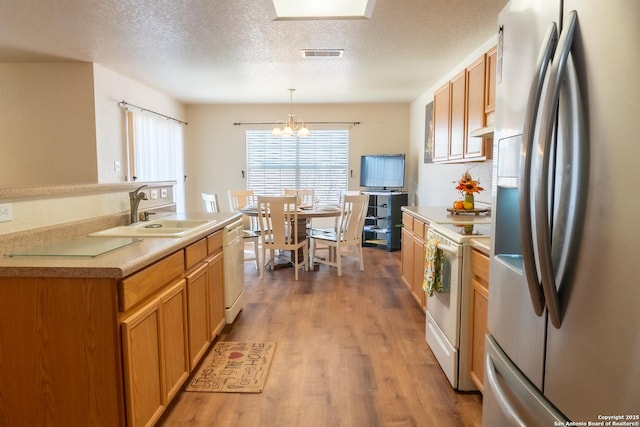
xmin=142 ymin=219 xmax=210 ymax=229
xmin=89 ymin=219 xmax=215 ymax=238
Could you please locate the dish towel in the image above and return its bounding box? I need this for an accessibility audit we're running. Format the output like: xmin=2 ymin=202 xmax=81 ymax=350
xmin=423 ymin=237 xmax=444 ymax=297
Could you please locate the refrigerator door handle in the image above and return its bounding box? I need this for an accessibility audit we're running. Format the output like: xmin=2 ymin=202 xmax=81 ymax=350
xmin=536 ymin=11 xmax=581 ymax=329
xmin=519 ymin=22 xmax=558 ymax=317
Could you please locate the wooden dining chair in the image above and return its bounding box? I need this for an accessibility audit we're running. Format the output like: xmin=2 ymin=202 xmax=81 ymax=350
xmin=256 ymin=195 xmax=308 ymax=280
xmin=284 ymin=189 xmax=315 ymax=207
xmin=310 ymin=194 xmax=369 ymax=276
xmin=228 ymin=189 xmax=259 ymax=269
xmin=201 ymin=192 xmax=220 ymax=213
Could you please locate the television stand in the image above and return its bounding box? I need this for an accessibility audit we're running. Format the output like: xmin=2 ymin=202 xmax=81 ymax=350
xmin=362 ymin=191 xmax=407 ymax=251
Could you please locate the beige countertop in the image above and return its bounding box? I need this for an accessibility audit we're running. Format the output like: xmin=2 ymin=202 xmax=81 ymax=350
xmin=0 ymin=212 xmax=240 ymax=279
xmin=470 ymin=237 xmax=491 ymax=256
xmin=401 ymin=206 xmax=492 ymax=225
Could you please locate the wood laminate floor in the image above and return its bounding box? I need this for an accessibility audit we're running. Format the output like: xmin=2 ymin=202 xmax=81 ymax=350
xmin=159 ymin=247 xmax=482 ymax=427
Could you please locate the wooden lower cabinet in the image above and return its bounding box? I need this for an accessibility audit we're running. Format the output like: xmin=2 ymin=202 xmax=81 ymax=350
xmin=401 ymin=227 xmax=414 ymax=287
xmin=411 ymin=231 xmax=426 ymax=309
xmin=186 ymin=263 xmax=211 ymax=369
xmin=469 ymin=248 xmax=490 ymax=392
xmin=161 ymin=281 xmax=191 ymax=402
xmin=0 ymin=277 xmax=124 ymax=426
xmin=121 ymin=279 xmax=189 ymax=427
xmin=0 ymin=226 xmax=230 ymax=427
xmin=400 ymin=212 xmax=427 ymax=311
xmin=207 ymin=250 xmax=225 ymax=340
xmin=186 ymin=232 xmax=225 ymax=370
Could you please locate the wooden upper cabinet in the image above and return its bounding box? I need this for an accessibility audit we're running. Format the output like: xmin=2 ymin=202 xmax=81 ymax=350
xmin=485 ymin=46 xmax=497 ymax=114
xmin=449 ymin=70 xmax=466 ymax=161
xmin=432 ymin=82 xmax=450 ymax=162
xmin=465 ymin=54 xmax=487 ymax=159
xmin=431 ymin=46 xmax=495 ymax=163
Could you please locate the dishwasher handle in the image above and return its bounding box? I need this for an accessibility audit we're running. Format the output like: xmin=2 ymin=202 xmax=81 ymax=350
xmin=223 ymin=219 xmax=245 ymax=245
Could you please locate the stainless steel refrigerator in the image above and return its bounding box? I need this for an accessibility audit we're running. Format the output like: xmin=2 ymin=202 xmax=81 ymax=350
xmin=485 ymin=0 xmax=640 ymax=425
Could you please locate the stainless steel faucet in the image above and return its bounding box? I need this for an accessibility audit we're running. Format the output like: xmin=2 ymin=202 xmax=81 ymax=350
xmin=129 ymin=185 xmax=148 ymax=224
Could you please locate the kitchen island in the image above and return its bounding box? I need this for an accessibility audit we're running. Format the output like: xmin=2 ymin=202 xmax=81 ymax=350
xmin=0 ymin=211 xmax=240 ymax=427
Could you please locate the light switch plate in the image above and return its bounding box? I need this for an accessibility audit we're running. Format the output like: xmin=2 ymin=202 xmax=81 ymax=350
xmin=0 ymin=203 xmax=13 ymax=222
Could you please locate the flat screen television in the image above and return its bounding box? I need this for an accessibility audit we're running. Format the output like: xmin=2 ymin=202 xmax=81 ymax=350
xmin=359 ymin=153 xmax=405 ymax=189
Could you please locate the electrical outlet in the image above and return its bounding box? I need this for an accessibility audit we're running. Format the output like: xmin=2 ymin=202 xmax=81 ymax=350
xmin=150 ymin=189 xmax=158 ymax=200
xmin=0 ymin=203 xmax=13 ymax=222
xmin=114 ymin=160 xmax=121 ymax=172
xmin=160 ymin=188 xmax=168 ymax=198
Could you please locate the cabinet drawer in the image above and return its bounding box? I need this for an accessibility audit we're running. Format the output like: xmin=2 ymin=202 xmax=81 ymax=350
xmin=413 ymin=219 xmax=425 ymax=240
xmin=120 ymin=250 xmax=185 ymax=312
xmin=402 ymin=212 xmax=414 ymax=232
xmin=471 ymin=249 xmax=490 ymax=283
xmin=185 ymin=238 xmax=207 ymax=270
xmin=207 ymin=230 xmax=223 ymax=255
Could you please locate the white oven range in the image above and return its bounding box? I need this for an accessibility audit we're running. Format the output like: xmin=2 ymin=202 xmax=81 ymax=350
xmin=425 ymin=220 xmax=491 ymax=391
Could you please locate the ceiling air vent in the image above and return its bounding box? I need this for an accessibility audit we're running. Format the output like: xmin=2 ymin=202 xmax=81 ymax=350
xmin=301 ymin=49 xmax=344 ymax=58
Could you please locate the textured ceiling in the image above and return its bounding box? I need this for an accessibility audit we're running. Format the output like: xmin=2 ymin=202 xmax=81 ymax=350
xmin=0 ymin=0 xmax=508 ymax=104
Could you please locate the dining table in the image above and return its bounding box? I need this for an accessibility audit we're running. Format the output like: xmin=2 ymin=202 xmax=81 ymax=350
xmin=239 ymin=204 xmax=342 ymax=269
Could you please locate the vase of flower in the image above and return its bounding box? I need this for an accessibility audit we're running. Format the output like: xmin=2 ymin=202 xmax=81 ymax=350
xmin=464 ymin=193 xmax=475 ymax=210
xmin=455 ymin=171 xmax=483 ymax=211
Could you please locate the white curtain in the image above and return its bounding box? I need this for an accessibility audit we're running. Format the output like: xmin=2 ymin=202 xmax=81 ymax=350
xmin=132 ymin=111 xmax=185 ymax=211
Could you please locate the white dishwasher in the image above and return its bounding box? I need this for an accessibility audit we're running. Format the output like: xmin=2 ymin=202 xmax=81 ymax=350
xmin=223 ymin=219 xmax=245 ymax=323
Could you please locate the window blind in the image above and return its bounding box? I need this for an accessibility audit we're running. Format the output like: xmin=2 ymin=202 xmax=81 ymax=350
xmin=246 ymin=130 xmax=349 ymax=205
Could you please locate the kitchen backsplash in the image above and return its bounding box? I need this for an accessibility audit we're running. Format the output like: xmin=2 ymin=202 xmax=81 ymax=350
xmin=0 ymin=182 xmax=175 ymax=237
xmin=419 ymin=160 xmax=493 ymax=207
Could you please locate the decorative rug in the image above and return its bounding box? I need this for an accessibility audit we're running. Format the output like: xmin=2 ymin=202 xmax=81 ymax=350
xmin=185 ymin=341 xmax=276 ymax=393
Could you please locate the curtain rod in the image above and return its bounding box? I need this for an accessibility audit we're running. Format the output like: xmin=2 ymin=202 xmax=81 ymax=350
xmin=118 ymin=100 xmax=188 ymax=126
xmin=233 ymin=121 xmax=360 ymax=126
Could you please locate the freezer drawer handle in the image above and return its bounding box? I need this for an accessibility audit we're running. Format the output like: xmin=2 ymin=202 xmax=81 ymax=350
xmin=485 ymin=352 xmax=528 ymax=427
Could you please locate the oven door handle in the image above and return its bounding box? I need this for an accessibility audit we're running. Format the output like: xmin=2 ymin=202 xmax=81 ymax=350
xmin=436 ymin=242 xmax=458 ymax=255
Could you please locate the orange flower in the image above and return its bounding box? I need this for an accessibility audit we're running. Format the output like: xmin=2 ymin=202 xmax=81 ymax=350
xmin=455 ymin=171 xmax=484 ymax=195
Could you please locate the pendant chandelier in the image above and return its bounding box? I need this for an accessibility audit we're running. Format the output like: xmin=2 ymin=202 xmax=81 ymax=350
xmin=272 ymin=88 xmax=310 ymax=137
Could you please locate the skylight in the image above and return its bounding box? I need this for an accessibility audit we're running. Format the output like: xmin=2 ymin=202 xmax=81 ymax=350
xmin=266 ymin=0 xmax=376 ymax=20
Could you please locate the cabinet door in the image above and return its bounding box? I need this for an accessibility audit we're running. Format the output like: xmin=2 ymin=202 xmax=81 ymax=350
xmin=485 ymin=46 xmax=497 ymax=114
xmin=121 ymin=300 xmax=164 ymax=427
xmin=412 ymin=233 xmax=426 ymax=310
xmin=470 ymin=249 xmax=490 ymax=392
xmin=449 ymin=70 xmax=466 ymax=160
xmin=207 ymin=251 xmax=225 ymax=340
xmin=432 ymin=82 xmax=450 ymax=162
xmin=465 ymin=55 xmax=486 ymax=158
xmin=186 ymin=264 xmax=210 ymax=370
xmin=160 ymin=280 xmax=189 ymax=403
xmin=401 ymin=227 xmax=414 ymax=290
xmin=471 ymin=277 xmax=489 ymax=392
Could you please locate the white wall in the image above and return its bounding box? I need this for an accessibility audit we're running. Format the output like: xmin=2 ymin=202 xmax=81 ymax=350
xmin=184 ymin=103 xmax=410 ymax=212
xmin=0 ymin=62 xmax=187 ymax=188
xmin=0 ymin=63 xmax=98 ymax=186
xmin=92 ymin=64 xmax=187 ymax=183
xmin=409 ymin=36 xmax=498 ymax=207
